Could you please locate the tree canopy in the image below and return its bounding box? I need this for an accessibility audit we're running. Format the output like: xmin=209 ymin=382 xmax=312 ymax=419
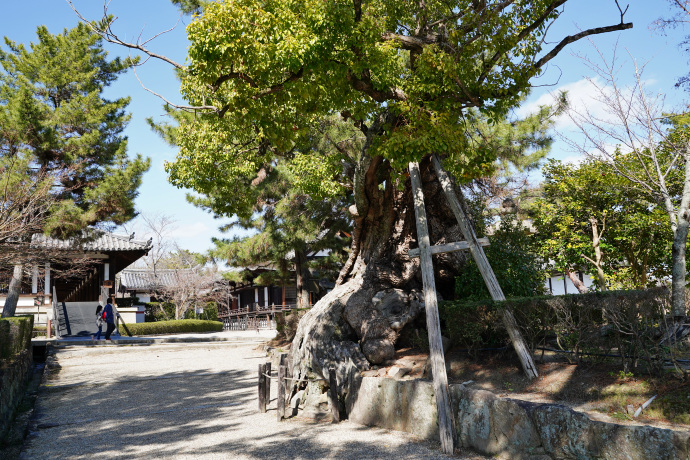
xmin=162 ymin=0 xmax=631 ymax=213
xmin=0 ymin=23 xmax=150 ymax=239
xmin=0 ymin=23 xmax=150 ymax=316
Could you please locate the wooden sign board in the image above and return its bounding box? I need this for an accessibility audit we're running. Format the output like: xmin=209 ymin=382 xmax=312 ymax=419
xmin=102 ymin=280 xmax=114 ymax=288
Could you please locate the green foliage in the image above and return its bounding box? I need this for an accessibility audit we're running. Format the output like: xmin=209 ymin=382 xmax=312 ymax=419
xmin=115 ymin=297 xmax=139 ymax=308
xmin=531 ymin=158 xmax=672 ymax=290
xmin=0 ymin=316 xmax=33 ymax=360
xmin=120 ymin=319 xmax=223 ymax=336
xmin=162 ymin=0 xmax=592 ymax=220
xmin=273 ymin=309 xmax=308 ymax=342
xmin=183 ymin=302 xmax=219 ymax=321
xmin=0 ymin=23 xmax=150 ymax=238
xmin=456 ymin=215 xmax=546 ymax=301
xmin=441 ymin=288 xmax=686 ymax=375
xmin=440 ymin=300 xmax=505 ymax=354
xmin=144 ymin=302 xmax=176 ymax=322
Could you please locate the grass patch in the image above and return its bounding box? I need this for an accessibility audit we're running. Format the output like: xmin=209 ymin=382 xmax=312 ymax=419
xmin=120 ymin=319 xmax=223 ymax=336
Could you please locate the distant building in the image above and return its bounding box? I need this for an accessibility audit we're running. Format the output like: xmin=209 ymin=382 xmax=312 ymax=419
xmin=0 ymin=230 xmax=151 ymax=329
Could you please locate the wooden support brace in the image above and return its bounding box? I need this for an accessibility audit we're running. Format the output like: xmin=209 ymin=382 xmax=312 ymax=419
xmin=408 ymin=238 xmax=490 ymax=258
xmin=431 ymin=154 xmax=538 ymax=380
xmin=409 ymin=161 xmax=455 ymax=456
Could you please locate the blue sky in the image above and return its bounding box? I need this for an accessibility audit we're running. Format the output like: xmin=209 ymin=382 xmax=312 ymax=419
xmin=1 ymin=1 xmax=688 ymax=254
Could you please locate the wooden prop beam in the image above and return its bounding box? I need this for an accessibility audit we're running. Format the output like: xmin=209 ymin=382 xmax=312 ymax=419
xmin=431 ymin=154 xmax=538 ymax=380
xmin=409 ymin=161 xmax=455 ymax=456
xmin=408 ymin=238 xmax=490 ymax=258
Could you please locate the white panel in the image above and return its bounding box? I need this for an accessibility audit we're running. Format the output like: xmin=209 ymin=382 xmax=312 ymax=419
xmin=44 ymin=263 xmax=50 ymax=295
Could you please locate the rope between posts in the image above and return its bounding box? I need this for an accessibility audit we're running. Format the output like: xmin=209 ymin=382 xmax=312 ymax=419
xmin=261 ymin=372 xmax=327 ymax=383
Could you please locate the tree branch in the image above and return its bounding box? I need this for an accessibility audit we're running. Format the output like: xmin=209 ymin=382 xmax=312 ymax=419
xmin=68 ymin=0 xmax=186 ymax=70
xmin=534 ymin=22 xmax=633 ymax=70
xmin=346 ymin=70 xmax=407 ymax=102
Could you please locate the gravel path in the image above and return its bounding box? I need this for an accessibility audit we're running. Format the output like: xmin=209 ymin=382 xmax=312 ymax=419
xmin=20 ymin=341 xmax=481 ymax=459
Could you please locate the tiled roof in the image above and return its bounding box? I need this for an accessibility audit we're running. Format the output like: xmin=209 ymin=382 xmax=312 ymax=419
xmin=119 ymin=268 xmax=196 ymax=290
xmin=31 ymin=230 xmax=152 ymax=252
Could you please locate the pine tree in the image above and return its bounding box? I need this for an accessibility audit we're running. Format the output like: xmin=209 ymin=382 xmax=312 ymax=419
xmin=0 ymin=24 xmax=150 ymax=317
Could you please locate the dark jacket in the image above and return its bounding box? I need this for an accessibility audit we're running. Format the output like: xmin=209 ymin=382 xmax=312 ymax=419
xmin=103 ymin=303 xmax=115 ymax=324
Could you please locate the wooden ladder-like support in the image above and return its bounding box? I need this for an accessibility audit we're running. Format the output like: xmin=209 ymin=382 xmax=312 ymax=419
xmin=408 ymin=155 xmax=539 ymax=455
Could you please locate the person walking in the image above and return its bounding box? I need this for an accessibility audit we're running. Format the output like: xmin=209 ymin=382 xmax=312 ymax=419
xmin=103 ymin=298 xmax=116 ymax=341
xmin=91 ymin=305 xmax=104 ymax=341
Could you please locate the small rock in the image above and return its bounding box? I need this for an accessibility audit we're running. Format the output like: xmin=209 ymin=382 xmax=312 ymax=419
xmin=387 ymin=366 xmax=410 ymax=379
xmin=626 ymin=404 xmax=635 ymax=415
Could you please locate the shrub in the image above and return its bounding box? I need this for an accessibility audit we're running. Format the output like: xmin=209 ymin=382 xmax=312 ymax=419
xmin=114 ymin=297 xmax=139 ymax=308
xmin=120 ymin=319 xmax=223 ymax=336
xmin=440 ymin=288 xmax=686 ymax=376
xmin=144 ymin=302 xmax=176 ymax=322
xmin=181 ymin=302 xmax=219 ymax=322
xmin=0 ymin=316 xmax=33 ymax=360
xmin=455 ymin=215 xmax=546 ymax=300
xmin=273 ymin=309 xmax=309 ymax=342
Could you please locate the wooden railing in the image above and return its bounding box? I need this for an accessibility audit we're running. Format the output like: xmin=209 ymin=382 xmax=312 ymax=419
xmin=218 ymin=304 xmax=306 ymax=330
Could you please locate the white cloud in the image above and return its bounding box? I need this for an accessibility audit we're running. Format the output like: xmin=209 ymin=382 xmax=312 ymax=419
xmin=517 ymin=77 xmax=614 ymax=130
xmin=169 ymin=222 xmax=209 ymax=239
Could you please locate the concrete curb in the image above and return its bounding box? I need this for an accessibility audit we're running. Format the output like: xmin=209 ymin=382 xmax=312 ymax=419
xmin=33 ymin=336 xmax=271 ymax=346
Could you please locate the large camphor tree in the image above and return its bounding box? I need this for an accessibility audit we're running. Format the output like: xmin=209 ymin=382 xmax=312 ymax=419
xmin=168 ymin=0 xmax=632 ymax=393
xmin=84 ymin=0 xmax=632 ymax=394
xmin=0 ymin=24 xmax=150 ymax=317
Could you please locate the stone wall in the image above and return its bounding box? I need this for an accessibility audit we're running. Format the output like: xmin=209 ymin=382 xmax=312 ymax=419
xmin=0 ymin=317 xmax=34 ymax=440
xmin=348 ymin=377 xmax=690 ymax=459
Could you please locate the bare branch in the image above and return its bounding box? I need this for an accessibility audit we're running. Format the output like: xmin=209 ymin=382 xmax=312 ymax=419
xmin=67 ymin=0 xmax=185 ymax=69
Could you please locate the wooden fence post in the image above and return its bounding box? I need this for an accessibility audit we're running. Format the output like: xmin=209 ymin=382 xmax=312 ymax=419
xmin=328 ymin=367 xmax=340 ymax=423
xmin=409 ymin=161 xmax=454 ymax=455
xmin=277 ymin=365 xmax=286 ymax=421
xmin=276 ymin=353 xmax=287 ymax=422
xmin=265 ymin=362 xmax=272 ymax=406
xmin=258 ymin=363 xmax=267 ymax=413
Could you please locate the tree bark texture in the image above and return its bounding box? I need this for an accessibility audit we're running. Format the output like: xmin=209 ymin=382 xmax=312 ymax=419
xmin=564 ymin=268 xmax=589 ymax=294
xmin=587 ymin=217 xmax=607 ymax=290
xmin=669 ymin=155 xmax=690 ymax=318
xmin=291 ymin=114 xmax=479 ymax=408
xmin=1 ymin=264 xmax=23 ymax=318
xmin=294 ymin=248 xmax=311 ymax=309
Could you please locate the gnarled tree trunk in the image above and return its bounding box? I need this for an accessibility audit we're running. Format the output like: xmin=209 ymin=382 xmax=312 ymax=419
xmin=291 ymin=115 xmax=472 ymax=407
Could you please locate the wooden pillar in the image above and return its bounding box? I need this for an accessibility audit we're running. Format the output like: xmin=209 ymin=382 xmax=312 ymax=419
xmin=409 ymin=161 xmax=454 ymax=455
xmin=431 ymin=155 xmax=538 ymax=380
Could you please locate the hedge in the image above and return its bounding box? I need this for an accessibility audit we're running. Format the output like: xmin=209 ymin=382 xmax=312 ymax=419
xmin=119 ymin=319 xmax=223 ymax=337
xmin=0 ymin=316 xmax=33 ymax=361
xmin=440 ymin=287 xmax=686 ymax=375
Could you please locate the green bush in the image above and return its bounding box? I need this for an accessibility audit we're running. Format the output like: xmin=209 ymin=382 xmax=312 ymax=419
xmin=144 ymin=301 xmax=176 ymax=322
xmin=273 ymin=309 xmax=309 ymax=342
xmin=0 ymin=316 xmax=33 ymax=360
xmin=181 ymin=302 xmax=219 ymax=321
xmin=120 ymin=319 xmax=223 ymax=336
xmin=456 ymin=215 xmax=546 ymax=301
xmin=114 ymin=296 xmax=139 ymax=308
xmin=440 ymin=288 xmax=683 ymax=376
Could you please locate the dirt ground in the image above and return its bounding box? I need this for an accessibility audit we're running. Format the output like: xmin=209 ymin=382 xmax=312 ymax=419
xmin=361 ymin=347 xmax=690 ymax=432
